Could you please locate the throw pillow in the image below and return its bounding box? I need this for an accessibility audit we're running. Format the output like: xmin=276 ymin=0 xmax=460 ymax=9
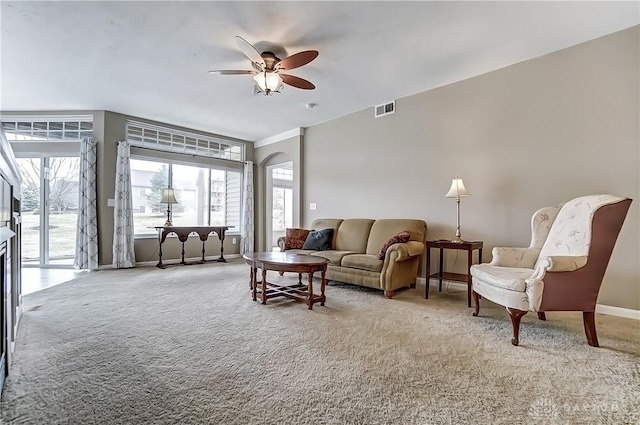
xmin=302 ymin=228 xmax=334 ymax=251
xmin=285 ymin=228 xmax=313 ymax=250
xmin=377 ymin=231 xmax=411 ymax=260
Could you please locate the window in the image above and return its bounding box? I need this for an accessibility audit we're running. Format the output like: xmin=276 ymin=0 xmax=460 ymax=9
xmin=272 ymin=167 xmax=293 ymax=181
xmin=1 ymin=117 xmax=93 ymax=141
xmin=126 ymin=121 xmax=244 ymax=236
xmin=127 ymin=121 xmax=244 ymax=162
xmin=1 ymin=115 xmax=89 ymax=268
xmin=130 ymin=159 xmax=241 ymax=236
xmin=270 ymin=166 xmax=293 ymax=232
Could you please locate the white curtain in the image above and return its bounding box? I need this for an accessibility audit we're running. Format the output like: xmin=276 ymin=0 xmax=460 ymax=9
xmin=73 ymin=137 xmax=99 ymax=270
xmin=240 ymin=160 xmax=254 ymax=255
xmin=112 ymin=141 xmax=136 ymax=269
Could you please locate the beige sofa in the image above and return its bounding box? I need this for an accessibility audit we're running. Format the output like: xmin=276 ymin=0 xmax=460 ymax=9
xmin=278 ymin=218 xmax=427 ymax=298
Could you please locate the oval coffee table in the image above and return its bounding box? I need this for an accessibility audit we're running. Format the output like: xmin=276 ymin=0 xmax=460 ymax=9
xmin=243 ymin=252 xmax=329 ymax=310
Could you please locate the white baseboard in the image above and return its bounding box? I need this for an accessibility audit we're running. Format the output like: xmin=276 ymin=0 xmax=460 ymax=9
xmin=595 ymin=304 xmax=640 ymax=320
xmin=419 ymin=277 xmax=640 ymax=320
xmin=13 ymin=303 xmax=21 ymax=336
xmin=11 ymin=303 xmax=21 ymax=355
xmin=418 ymin=277 xmax=467 ymax=291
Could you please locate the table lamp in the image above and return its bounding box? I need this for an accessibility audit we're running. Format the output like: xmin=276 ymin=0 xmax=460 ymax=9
xmin=445 ymin=177 xmax=471 ymax=242
xmin=161 ymin=187 xmax=178 ymax=227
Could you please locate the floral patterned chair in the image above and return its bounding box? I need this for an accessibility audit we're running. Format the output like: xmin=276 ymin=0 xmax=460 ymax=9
xmin=470 ymin=194 xmax=632 ymax=346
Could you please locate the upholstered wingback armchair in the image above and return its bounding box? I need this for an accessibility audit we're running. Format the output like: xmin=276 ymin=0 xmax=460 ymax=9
xmin=470 ymin=194 xmax=632 ymax=346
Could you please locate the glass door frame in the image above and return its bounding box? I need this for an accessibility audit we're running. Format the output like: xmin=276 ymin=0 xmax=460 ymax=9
xmin=266 ymin=162 xmax=294 ymax=252
xmin=16 ymin=154 xmax=80 ymax=269
xmin=40 ymin=157 xmax=50 ymax=264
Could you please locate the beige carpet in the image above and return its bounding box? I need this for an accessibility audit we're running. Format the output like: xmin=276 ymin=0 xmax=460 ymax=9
xmin=1 ymin=259 xmax=638 ymax=424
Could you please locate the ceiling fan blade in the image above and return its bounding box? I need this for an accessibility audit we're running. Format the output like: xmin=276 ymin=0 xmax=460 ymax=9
xmin=281 ymin=74 xmax=315 ymax=90
xmin=208 ymin=70 xmax=254 ymax=75
xmin=277 ymin=50 xmax=319 ymax=71
xmin=235 ymin=36 xmax=265 ymax=69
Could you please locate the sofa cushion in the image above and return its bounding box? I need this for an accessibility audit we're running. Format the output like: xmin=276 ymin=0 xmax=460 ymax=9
xmin=341 ymin=254 xmax=384 ymax=273
xmin=285 ymin=228 xmax=312 ymax=250
xmin=470 ymin=264 xmax=533 ymax=292
xmin=310 ymin=250 xmax=358 ymax=264
xmin=335 ymin=219 xmax=375 ymax=253
xmin=377 ymin=231 xmax=411 ymax=260
xmin=365 ymin=219 xmax=427 ymax=255
xmin=302 ymin=228 xmax=334 ymax=251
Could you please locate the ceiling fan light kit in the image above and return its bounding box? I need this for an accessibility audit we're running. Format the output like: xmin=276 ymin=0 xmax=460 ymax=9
xmin=209 ymin=36 xmax=318 ymax=96
xmin=253 ymin=71 xmax=283 ymax=95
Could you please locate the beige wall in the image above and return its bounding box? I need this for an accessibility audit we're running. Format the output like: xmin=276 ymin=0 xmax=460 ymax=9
xmin=302 ymin=26 xmax=640 ymax=310
xmin=253 ymin=134 xmax=302 ymax=251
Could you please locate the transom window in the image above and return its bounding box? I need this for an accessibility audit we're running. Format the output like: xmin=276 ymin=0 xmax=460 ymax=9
xmin=1 ymin=117 xmax=93 ymax=141
xmin=127 ymin=121 xmax=244 ymax=162
xmin=272 ymin=167 xmax=293 ymax=181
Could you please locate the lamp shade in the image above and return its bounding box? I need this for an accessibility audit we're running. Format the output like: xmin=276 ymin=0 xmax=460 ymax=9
xmin=253 ymin=71 xmax=282 ymax=92
xmin=161 ymin=188 xmax=178 ymax=204
xmin=445 ymin=178 xmax=471 ymax=198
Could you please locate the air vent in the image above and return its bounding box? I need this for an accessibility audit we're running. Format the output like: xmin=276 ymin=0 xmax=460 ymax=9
xmin=374 ymin=101 xmax=395 ymax=118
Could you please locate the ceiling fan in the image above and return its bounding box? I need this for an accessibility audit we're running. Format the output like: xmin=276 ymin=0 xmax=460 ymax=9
xmin=208 ymin=36 xmax=319 ymax=96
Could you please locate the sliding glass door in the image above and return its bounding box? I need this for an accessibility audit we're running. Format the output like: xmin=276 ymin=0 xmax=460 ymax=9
xmin=17 ymin=157 xmax=80 ymax=267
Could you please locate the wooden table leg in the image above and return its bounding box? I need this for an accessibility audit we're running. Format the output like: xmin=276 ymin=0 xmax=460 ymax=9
xmin=216 ymin=229 xmax=227 ymax=262
xmin=261 ymin=268 xmax=267 ymax=305
xmin=438 ymin=248 xmax=444 ymax=292
xmin=425 ymin=246 xmax=431 ymax=299
xmin=467 ymin=249 xmax=473 ymax=308
xmin=307 ymin=271 xmax=314 ymax=310
xmin=252 ymin=267 xmax=258 ymax=302
xmin=156 ymin=236 xmax=164 ymax=268
xmin=320 ymin=269 xmax=326 ymax=306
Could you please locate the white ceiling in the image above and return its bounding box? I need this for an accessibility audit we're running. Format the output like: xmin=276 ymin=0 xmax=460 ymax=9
xmin=1 ymin=1 xmax=638 ymax=142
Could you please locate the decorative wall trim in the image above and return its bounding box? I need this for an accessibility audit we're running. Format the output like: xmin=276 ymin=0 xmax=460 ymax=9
xmin=254 ymin=127 xmax=304 ymax=148
xmin=418 ymin=278 xmax=639 ymax=320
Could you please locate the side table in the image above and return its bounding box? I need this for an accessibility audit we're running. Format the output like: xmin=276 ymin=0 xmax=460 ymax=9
xmin=425 ymin=240 xmax=483 ymax=307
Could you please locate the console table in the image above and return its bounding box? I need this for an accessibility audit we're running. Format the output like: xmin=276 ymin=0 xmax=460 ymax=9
xmin=154 ymin=225 xmax=230 ymax=268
